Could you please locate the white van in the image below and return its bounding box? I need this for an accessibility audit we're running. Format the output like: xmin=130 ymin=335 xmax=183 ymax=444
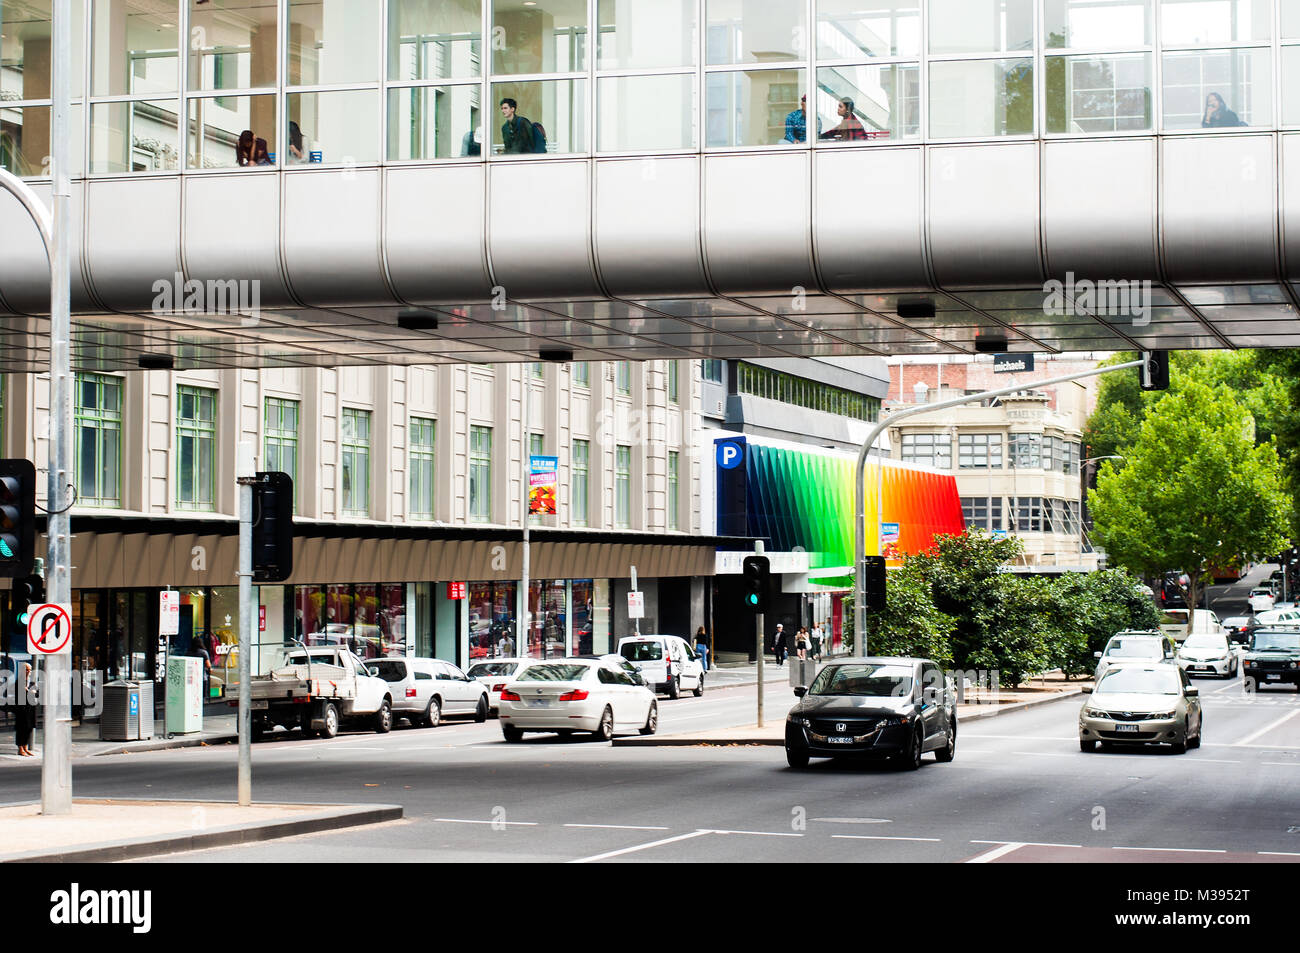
xmin=617 ymin=635 xmax=704 ymax=699
xmin=1158 ymin=609 xmax=1227 ymax=643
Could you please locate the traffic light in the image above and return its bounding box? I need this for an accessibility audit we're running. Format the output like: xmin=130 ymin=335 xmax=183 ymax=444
xmin=1140 ymin=350 xmax=1170 ymax=391
xmin=11 ymin=571 xmax=41 ymax=633
xmin=742 ymin=555 xmax=770 ymax=613
xmin=863 ymin=555 xmax=887 ymax=611
xmin=252 ymin=471 xmax=294 ymax=583
xmin=0 ymin=459 xmax=36 ymax=578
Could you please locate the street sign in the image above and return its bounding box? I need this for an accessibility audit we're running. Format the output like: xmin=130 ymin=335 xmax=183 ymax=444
xmin=447 ymin=581 xmax=466 ymax=600
xmin=27 ymin=602 xmax=72 ymax=656
xmin=716 ymin=440 xmax=745 ymax=469
xmin=994 ymin=353 xmax=1034 ymax=373
xmin=259 ymin=605 xmax=266 ymax=632
xmin=880 ymin=522 xmax=900 ymax=545
xmin=160 ymin=590 xmax=180 ymax=636
xmin=627 ymin=591 xmax=645 ymax=619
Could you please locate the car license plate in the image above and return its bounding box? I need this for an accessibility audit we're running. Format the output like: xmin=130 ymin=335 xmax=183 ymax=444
xmin=1267 ymin=674 xmax=1281 ymax=681
xmin=527 ymin=698 xmax=552 ymax=708
xmin=827 ymin=736 xmax=853 ymax=744
xmin=1115 ymin=723 xmax=1140 ymax=733
xmin=250 ymin=700 xmax=268 ymax=710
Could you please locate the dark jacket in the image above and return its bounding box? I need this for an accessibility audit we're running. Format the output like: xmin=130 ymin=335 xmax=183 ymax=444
xmin=1203 ymin=107 xmax=1244 ymax=128
xmin=502 ymin=116 xmax=536 ymax=154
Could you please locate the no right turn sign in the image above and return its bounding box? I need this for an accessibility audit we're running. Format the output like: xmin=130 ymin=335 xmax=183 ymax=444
xmin=27 ymin=603 xmax=72 ymax=656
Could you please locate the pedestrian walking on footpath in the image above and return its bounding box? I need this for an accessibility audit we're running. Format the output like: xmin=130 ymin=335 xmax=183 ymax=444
xmin=14 ymin=662 xmax=37 ymax=757
xmin=795 ymin=627 xmax=810 ymax=661
xmin=694 ymin=626 xmax=710 ymax=673
xmin=773 ymin=623 xmax=787 ymax=666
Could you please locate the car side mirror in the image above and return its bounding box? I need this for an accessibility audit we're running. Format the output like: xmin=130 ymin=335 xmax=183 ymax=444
xmin=1093 ymin=652 xmax=1102 ymax=659
xmin=1186 ymin=687 xmax=1199 ymax=697
xmin=1081 ymin=686 xmax=1093 ymax=694
xmin=793 ymin=686 xmax=807 ymax=698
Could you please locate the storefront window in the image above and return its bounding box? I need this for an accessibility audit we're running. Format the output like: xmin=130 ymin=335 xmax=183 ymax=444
xmin=527 ymin=579 xmax=566 ymax=659
xmin=210 ymin=586 xmax=242 ymax=692
xmin=572 ymin=579 xmax=594 ymax=654
xmin=295 ymin=584 xmax=324 ymax=643
xmin=469 ymin=580 xmax=517 ymax=660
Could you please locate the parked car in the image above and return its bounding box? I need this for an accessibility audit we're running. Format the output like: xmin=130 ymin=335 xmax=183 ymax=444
xmin=1176 ymin=631 xmax=1239 ymax=679
xmin=1243 ymin=608 xmax=1300 ymax=641
xmin=466 ymin=657 xmax=539 ymax=713
xmin=1242 ymin=627 xmax=1300 ymax=693
xmin=1249 ymin=587 xmax=1276 ymax=613
xmin=784 ymin=658 xmax=957 ymax=770
xmin=498 ymin=658 xmax=657 ymax=742
xmin=1079 ymin=664 xmax=1201 ymax=753
xmin=364 ymin=657 xmax=488 ymax=726
xmin=617 ymin=635 xmax=704 ymax=699
xmin=1093 ymin=632 xmax=1177 ymax=682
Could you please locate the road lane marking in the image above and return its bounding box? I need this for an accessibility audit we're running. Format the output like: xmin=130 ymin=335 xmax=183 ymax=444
xmin=1262 ymin=761 xmax=1300 ymax=766
xmin=1012 ymin=751 xmax=1074 ymax=757
xmin=971 ymin=840 xmax=1081 ymax=848
xmin=569 ymin=830 xmax=711 ymax=863
xmin=966 ymin=842 xmax=1025 ymax=863
xmin=434 ymin=818 xmax=538 ymax=826
xmin=702 ymin=829 xmax=802 ymax=837
xmin=832 ymin=835 xmax=941 ymax=842
xmin=1113 ymin=846 xmax=1226 ymax=853
xmin=1259 ymin=851 xmax=1300 ymax=856
xmin=1233 ymin=708 xmax=1300 ymax=746
xmin=564 ymin=824 xmax=670 ymax=831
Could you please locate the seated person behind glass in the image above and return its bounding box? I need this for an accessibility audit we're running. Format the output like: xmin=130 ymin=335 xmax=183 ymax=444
xmin=253 ymin=137 xmax=273 ymax=166
xmin=500 ymin=98 xmax=537 ymax=154
xmin=783 ymin=94 xmax=821 ymax=143
xmin=462 ymin=127 xmax=482 ymax=157
xmin=1202 ymin=92 xmax=1245 ymax=128
xmin=236 ymin=129 xmax=255 ymax=167
xmin=287 ymin=121 xmax=307 ymax=162
xmin=820 ymin=97 xmax=871 ymax=141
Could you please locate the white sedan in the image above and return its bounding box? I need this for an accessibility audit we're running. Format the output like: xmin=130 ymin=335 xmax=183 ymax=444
xmin=1176 ymin=631 xmax=1239 ymax=679
xmin=498 ymin=659 xmax=658 ymax=742
xmin=466 ymin=657 xmax=540 ymax=713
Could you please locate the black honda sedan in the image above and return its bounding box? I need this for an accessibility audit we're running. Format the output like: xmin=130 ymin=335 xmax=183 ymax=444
xmin=784 ymin=658 xmax=957 ymax=770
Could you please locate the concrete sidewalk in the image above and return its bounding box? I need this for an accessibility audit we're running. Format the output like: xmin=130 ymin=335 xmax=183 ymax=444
xmin=0 ymin=707 xmax=239 ymax=764
xmin=0 ymin=798 xmax=402 ymax=863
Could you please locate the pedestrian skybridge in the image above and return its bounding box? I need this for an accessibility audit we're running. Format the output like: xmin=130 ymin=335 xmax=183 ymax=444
xmin=2 ymin=136 xmax=1299 ymax=372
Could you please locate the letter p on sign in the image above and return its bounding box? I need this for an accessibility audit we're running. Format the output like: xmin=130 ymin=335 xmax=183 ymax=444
xmin=28 ymin=603 xmax=72 ymax=655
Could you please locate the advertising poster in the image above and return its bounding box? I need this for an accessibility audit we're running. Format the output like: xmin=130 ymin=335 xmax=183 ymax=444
xmin=529 ymin=455 xmax=559 ymax=515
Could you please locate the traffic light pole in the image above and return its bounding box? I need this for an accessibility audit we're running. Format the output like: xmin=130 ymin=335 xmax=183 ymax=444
xmin=754 ymin=540 xmax=764 ymax=729
xmin=236 ymin=443 xmax=255 ymax=807
xmin=852 ymin=359 xmax=1145 ymax=648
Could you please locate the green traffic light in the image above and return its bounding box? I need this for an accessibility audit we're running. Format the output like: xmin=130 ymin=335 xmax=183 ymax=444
xmin=17 ymin=611 xmax=29 ymax=625
xmin=0 ymin=538 xmax=12 ymax=558
xmin=747 ymin=593 xmax=758 ymax=605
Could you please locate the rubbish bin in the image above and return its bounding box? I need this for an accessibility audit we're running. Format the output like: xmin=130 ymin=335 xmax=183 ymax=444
xmin=100 ymin=680 xmax=154 ymax=741
xmin=137 ymin=679 xmax=155 ymax=740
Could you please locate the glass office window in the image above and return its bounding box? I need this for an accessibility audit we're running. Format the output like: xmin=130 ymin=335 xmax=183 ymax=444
xmin=571 ymin=438 xmax=589 ymax=526
xmin=1009 ymin=432 xmax=1041 ymax=469
xmin=286 ymin=89 xmax=381 ymax=164
xmin=3 ymin=2 xmax=82 ymax=101
xmin=490 ymin=79 xmax=586 ymax=154
xmin=409 ymin=416 xmax=436 ymax=520
xmin=0 ymin=105 xmax=49 ymax=177
xmin=341 ymin=407 xmax=371 ymax=517
xmin=1041 ymin=435 xmax=1057 ymax=472
xmin=264 ymin=397 xmax=299 ymax=511
xmin=815 ymin=64 xmax=920 ymax=142
xmin=491 ymin=0 xmax=587 ymax=75
xmin=817 ymin=0 xmax=920 ymax=60
xmin=667 ymin=360 xmax=679 ymax=403
xmin=176 ymin=385 xmax=217 ymax=511
xmin=187 ymin=95 xmax=278 ymax=169
xmin=901 ymin=433 xmax=952 ymax=469
xmin=667 ymin=450 xmax=680 ymax=530
xmin=928 ymin=0 xmax=1033 ymax=55
xmin=597 ymin=0 xmax=696 ymax=69
xmin=929 ymin=59 xmax=1034 ymax=138
xmin=90 ymin=99 xmax=180 ymax=172
xmin=288 ymin=0 xmax=380 ymax=86
xmin=1160 ymin=0 xmax=1271 ymax=46
xmin=388 ymin=0 xmax=482 ymax=80
xmin=1011 ymin=496 xmax=1044 ymax=532
xmin=572 ymin=362 xmax=590 ymax=387
xmin=1161 ymin=48 xmax=1271 ymax=130
xmin=705 ymin=68 xmax=807 ymax=147
xmin=616 ymin=361 xmax=631 ymax=394
xmin=958 ymin=433 xmax=1003 ymax=469
xmin=1044 ymin=0 xmax=1152 ymax=49
xmin=388 ymin=84 xmax=481 ymax=160
xmin=615 ymin=444 xmax=631 ymax=528
xmin=91 ymin=0 xmax=179 ymax=96
xmin=598 ymin=74 xmax=696 ymax=152
xmin=189 ymin=0 xmax=279 ymax=92
xmin=1285 ymin=47 xmax=1300 ymax=126
xmin=962 ymin=496 xmax=1002 ymax=532
xmin=1046 ymin=54 xmax=1152 ymax=133
xmin=706 ymin=0 xmax=805 ymax=66
xmin=470 ymin=424 xmax=492 ymax=522
xmin=76 ymin=373 xmax=123 ymax=508
xmin=702 ymin=359 xmax=723 ymax=383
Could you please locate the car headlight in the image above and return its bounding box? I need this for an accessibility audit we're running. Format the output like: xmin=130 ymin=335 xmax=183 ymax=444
xmin=788 ymin=716 xmax=811 ymax=727
xmin=1084 ymin=708 xmax=1109 ymax=719
xmin=1150 ymin=710 xmax=1177 ymax=720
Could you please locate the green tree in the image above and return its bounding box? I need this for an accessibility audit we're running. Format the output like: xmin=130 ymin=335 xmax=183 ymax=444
xmin=1042 ymin=570 xmax=1162 ymax=677
xmin=1089 ymin=380 xmax=1293 ymax=617
xmin=851 ymin=558 xmax=956 ymax=668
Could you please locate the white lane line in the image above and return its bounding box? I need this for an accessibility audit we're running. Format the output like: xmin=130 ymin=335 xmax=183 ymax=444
xmin=564 ymin=823 xmax=670 ymax=831
xmin=569 ymin=830 xmax=712 ymax=863
xmin=702 ymin=829 xmax=803 ymax=837
xmin=434 ymin=818 xmax=538 ymax=826
xmin=1113 ymin=846 xmax=1227 ymax=853
xmin=1234 ymin=708 xmax=1300 ymax=746
xmin=1183 ymin=759 xmax=1240 ymax=764
xmin=966 ymin=842 xmax=1025 ymax=863
xmin=832 ymin=835 xmax=941 ymax=843
xmin=971 ymin=840 xmax=1082 ymax=849
xmin=1259 ymin=851 xmax=1300 ymax=856
xmin=1013 ymin=751 xmax=1074 ymax=758
xmin=1262 ymin=761 xmax=1300 ymax=766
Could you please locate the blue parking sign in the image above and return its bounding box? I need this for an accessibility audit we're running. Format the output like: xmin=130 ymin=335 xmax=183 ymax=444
xmin=716 ymin=441 xmax=745 ymax=470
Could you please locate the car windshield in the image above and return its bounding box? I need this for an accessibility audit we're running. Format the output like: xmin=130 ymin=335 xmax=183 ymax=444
xmin=808 ymin=663 xmax=913 ymax=698
xmin=1158 ymin=611 xmax=1188 ymax=625
xmin=620 ymin=642 xmax=663 ymax=662
xmin=1105 ymin=638 xmax=1163 ymax=658
xmin=1097 ymin=668 xmax=1181 ymax=695
xmin=283 ymin=650 xmax=342 ymax=667
xmin=467 ymin=662 xmax=518 ymax=678
xmin=518 ymin=664 xmax=590 ymax=681
xmin=364 ymin=661 xmax=407 ymax=682
xmin=1251 ymin=631 xmax=1300 ymax=652
xmin=1182 ymin=634 xmax=1224 ymax=650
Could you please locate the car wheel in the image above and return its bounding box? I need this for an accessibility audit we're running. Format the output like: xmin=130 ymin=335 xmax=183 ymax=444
xmin=473 ymin=694 xmax=488 ymax=723
xmin=693 ymin=675 xmax=704 ymax=698
xmin=934 ymin=718 xmax=956 ymax=762
xmin=1171 ymin=738 xmax=1187 ymax=754
xmin=786 ymin=746 xmax=810 ymax=769
xmin=299 ymin=710 xmax=316 ymax=738
xmin=640 ymin=702 xmax=658 ymax=736
xmin=320 ymin=702 xmax=340 ymax=740
xmin=424 ymin=698 xmax=441 ymax=728
xmin=667 ymin=676 xmax=679 ymax=700
xmin=502 ymin=724 xmax=523 ymax=743
xmin=374 ymin=698 xmax=392 ymax=734
xmin=1079 ymin=738 xmax=1096 ymax=752
xmin=594 ymin=706 xmax=614 ymax=742
xmin=896 ymin=725 xmax=923 ymax=771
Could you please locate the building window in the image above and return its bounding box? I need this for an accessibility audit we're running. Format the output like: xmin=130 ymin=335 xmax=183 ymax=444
xmin=531 ymin=362 xmax=544 ymax=379
xmin=76 ymin=373 xmax=123 ymax=508
xmin=176 ymin=385 xmax=217 ymax=511
xmin=961 ymin=496 xmax=1002 ymax=533
xmin=409 ymin=416 xmax=436 ymax=520
xmin=1041 ymin=435 xmax=1056 ymax=472
xmin=571 ymin=438 xmax=589 ymax=527
xmin=572 ymin=362 xmax=590 ymax=387
xmin=958 ymin=433 xmax=1003 ymax=469
xmin=1009 ymin=433 xmax=1041 ymax=469
xmin=616 ymin=361 xmax=631 ymax=395
xmin=900 ymin=433 xmax=952 ymax=469
xmin=667 ymin=450 xmax=680 ymax=530
xmin=667 ymin=361 xmax=679 ymax=404
xmin=615 ymin=444 xmax=631 ymax=528
xmin=702 ymin=359 xmax=724 ymax=384
xmin=1011 ymin=496 xmax=1044 ymax=533
xmin=737 ymin=361 xmax=878 ymax=421
xmin=341 ymin=408 xmax=371 ymax=517
xmin=1063 ymin=441 xmax=1081 ymax=475
xmin=264 ymin=397 xmax=299 ymax=512
xmin=470 ymin=425 xmax=492 ymax=522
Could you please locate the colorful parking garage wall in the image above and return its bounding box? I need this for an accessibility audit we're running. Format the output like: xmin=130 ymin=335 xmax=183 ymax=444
xmin=714 ymin=435 xmax=965 ymax=571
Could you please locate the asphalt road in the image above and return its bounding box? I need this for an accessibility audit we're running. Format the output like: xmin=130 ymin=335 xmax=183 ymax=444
xmin=1 ymin=667 xmax=1296 ymax=864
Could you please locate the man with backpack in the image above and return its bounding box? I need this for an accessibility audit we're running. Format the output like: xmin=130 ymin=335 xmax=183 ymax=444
xmin=500 ymin=98 xmax=547 ymax=154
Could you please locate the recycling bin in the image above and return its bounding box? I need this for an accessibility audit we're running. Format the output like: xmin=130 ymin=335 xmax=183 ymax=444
xmin=100 ymin=680 xmax=154 ymax=741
